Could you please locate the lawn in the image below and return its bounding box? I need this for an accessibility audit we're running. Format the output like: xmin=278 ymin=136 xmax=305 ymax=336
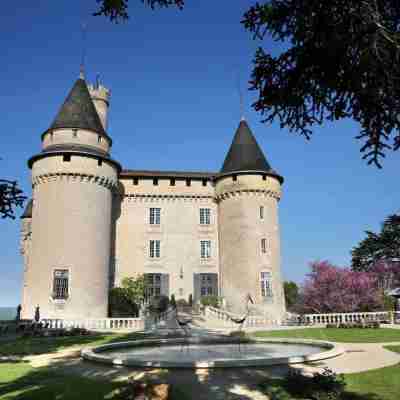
xmin=253 ymin=328 xmax=400 ymax=343
xmin=0 ymin=332 xmax=150 ymax=357
xmin=0 ymin=362 xmax=124 ymax=400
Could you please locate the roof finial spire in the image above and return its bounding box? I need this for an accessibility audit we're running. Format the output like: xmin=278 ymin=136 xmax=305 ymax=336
xmin=79 ymin=21 xmax=87 ymax=80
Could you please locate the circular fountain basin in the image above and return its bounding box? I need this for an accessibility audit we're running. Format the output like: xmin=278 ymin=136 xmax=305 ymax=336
xmin=82 ymin=336 xmax=344 ymax=368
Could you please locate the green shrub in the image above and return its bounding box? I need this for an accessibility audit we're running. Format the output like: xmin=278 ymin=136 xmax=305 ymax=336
xmin=285 ymin=367 xmax=346 ymax=400
xmin=176 ymin=298 xmax=188 ymax=308
xmin=200 ymin=295 xmax=221 ymax=308
xmin=170 ymin=294 xmax=177 ymax=309
xmin=148 ymin=295 xmax=170 ymax=314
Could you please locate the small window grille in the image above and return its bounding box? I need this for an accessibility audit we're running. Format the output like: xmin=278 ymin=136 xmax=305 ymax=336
xmin=53 ymin=269 xmax=69 ymax=299
xmin=149 ymin=240 xmax=161 ymax=258
xmin=200 ymin=208 xmax=211 ymax=225
xmin=149 ymin=208 xmax=161 ymax=225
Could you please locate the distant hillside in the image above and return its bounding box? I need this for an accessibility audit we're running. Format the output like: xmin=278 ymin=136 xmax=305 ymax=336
xmin=0 ymin=307 xmax=17 ymax=321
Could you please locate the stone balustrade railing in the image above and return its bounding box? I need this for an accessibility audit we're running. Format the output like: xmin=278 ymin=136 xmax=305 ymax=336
xmin=291 ymin=311 xmax=400 ymax=325
xmin=41 ymin=318 xmax=145 ymax=331
xmin=204 ymin=306 xmax=280 ymax=327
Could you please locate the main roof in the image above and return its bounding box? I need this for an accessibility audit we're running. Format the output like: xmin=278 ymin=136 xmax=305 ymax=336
xmin=220 ymin=119 xmax=283 ymax=182
xmin=46 ymin=78 xmax=110 ymax=142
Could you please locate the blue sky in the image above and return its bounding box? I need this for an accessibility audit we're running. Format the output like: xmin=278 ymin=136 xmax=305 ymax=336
xmin=1 ymin=1 xmax=398 ymax=307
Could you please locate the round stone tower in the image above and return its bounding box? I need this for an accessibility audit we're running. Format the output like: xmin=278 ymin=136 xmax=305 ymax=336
xmin=216 ymin=119 xmax=285 ymax=322
xmin=22 ymin=74 xmax=121 ymax=319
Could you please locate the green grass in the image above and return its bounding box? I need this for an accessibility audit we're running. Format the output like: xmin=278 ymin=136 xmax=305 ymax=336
xmin=253 ymin=328 xmax=400 ymax=343
xmin=0 ymin=362 xmax=124 ymax=400
xmin=0 ymin=332 xmax=151 ymax=356
xmin=344 ymin=364 xmax=400 ymax=400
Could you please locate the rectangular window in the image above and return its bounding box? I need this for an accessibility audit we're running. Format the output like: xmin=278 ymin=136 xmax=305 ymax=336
xmin=202 ymin=179 xmax=207 ymax=187
xmin=199 ymin=208 xmax=211 ymax=225
xmin=170 ymin=178 xmax=175 ymax=186
xmin=53 ymin=269 xmax=69 ymax=299
xmin=260 ymin=206 xmax=264 ymax=220
xmin=149 ymin=240 xmax=161 ymax=258
xmin=145 ymin=273 xmax=161 ymax=301
xmin=261 ymin=238 xmax=267 ymax=254
xmin=133 ymin=178 xmax=139 ymax=185
xmin=153 ymin=178 xmax=158 ymax=186
xmin=260 ymin=271 xmax=273 ymax=298
xmin=200 ymin=240 xmax=211 ymax=259
xmin=186 ymin=179 xmax=191 ymax=187
xmin=200 ymin=273 xmax=216 ymax=297
xmin=149 ymin=208 xmax=161 ymax=225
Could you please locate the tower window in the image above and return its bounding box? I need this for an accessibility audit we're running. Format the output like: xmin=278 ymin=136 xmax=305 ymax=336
xmin=262 ymin=175 xmax=267 ymax=181
xmin=200 ymin=240 xmax=211 ymax=259
xmin=97 ymin=159 xmax=103 ymax=166
xmin=186 ymin=179 xmax=191 ymax=187
xmin=133 ymin=178 xmax=139 ymax=185
xmin=63 ymin=155 xmax=71 ymax=162
xmin=149 ymin=208 xmax=161 ymax=225
xmin=153 ymin=178 xmax=159 ymax=186
xmin=202 ymin=179 xmax=207 ymax=187
xmin=232 ymin=175 xmax=237 ymax=182
xmin=72 ymin=129 xmax=78 ymax=138
xmin=170 ymin=178 xmax=175 ymax=186
xmin=260 ymin=271 xmax=273 ymax=299
xmin=149 ymin=240 xmax=161 ymax=258
xmin=260 ymin=206 xmax=264 ymax=220
xmin=261 ymin=238 xmax=267 ymax=253
xmin=200 ymin=208 xmax=211 ymax=225
xmin=52 ymin=269 xmax=69 ymax=300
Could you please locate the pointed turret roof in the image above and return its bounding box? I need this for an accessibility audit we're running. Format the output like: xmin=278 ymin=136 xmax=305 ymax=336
xmin=48 ymin=78 xmax=109 ymax=141
xmin=21 ymin=199 xmax=33 ymax=219
xmin=220 ymin=119 xmax=282 ymax=181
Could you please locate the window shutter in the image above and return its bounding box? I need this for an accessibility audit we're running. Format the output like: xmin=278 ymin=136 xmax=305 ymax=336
xmin=193 ymin=273 xmax=201 ymax=302
xmin=211 ymin=273 xmax=218 ymax=296
xmin=161 ymin=273 xmax=169 ymax=297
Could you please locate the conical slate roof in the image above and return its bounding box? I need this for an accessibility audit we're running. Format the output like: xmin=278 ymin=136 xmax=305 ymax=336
xmin=21 ymin=199 xmax=33 ymax=219
xmin=49 ymin=78 xmax=108 ymax=139
xmin=221 ymin=119 xmax=272 ymax=173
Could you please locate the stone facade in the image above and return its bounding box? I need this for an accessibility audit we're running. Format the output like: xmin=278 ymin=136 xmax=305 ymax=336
xmin=20 ymin=76 xmax=286 ymax=322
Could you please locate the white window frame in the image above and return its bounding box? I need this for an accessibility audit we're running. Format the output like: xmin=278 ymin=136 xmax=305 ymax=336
xmin=199 ymin=208 xmax=211 ymax=225
xmin=149 ymin=240 xmax=161 ymax=258
xmin=149 ymin=208 xmax=161 ymax=225
xmin=200 ymin=240 xmax=211 ymax=259
xmin=145 ymin=273 xmax=162 ymax=300
xmin=260 ymin=271 xmax=273 ymax=299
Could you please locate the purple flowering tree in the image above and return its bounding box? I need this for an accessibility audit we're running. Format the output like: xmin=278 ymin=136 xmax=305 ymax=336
xmin=296 ymin=261 xmax=383 ymax=314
